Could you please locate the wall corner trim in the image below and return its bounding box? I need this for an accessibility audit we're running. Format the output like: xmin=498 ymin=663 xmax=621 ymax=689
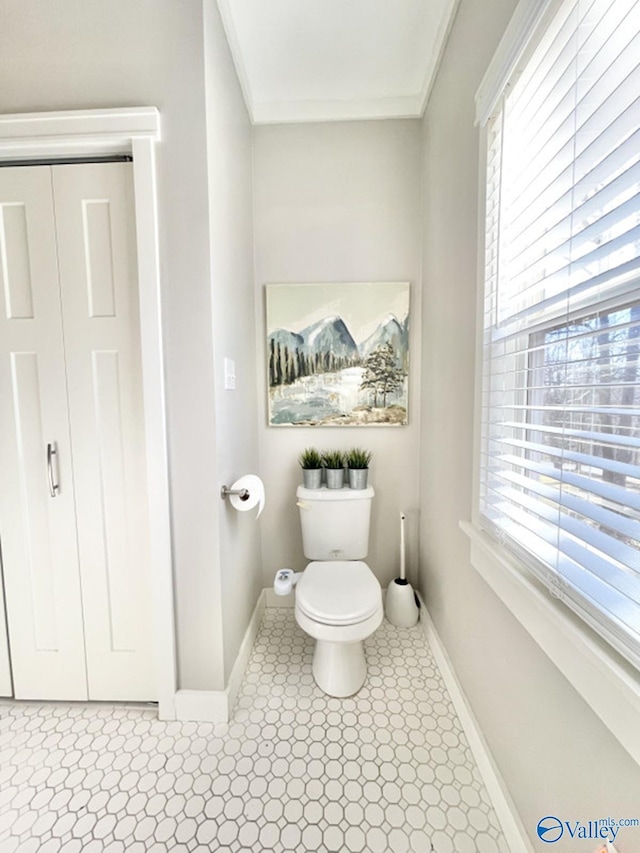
xmin=418 ymin=595 xmax=535 ymax=853
xmin=174 ymin=590 xmax=266 ymax=724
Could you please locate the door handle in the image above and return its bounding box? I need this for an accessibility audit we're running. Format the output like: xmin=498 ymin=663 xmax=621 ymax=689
xmin=47 ymin=442 xmax=59 ymax=497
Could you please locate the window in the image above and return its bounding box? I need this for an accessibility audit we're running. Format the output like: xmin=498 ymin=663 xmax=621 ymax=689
xmin=479 ymin=0 xmax=640 ymax=668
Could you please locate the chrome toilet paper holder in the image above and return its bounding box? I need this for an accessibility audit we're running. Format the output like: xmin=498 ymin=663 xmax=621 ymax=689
xmin=220 ymin=485 xmax=250 ymax=501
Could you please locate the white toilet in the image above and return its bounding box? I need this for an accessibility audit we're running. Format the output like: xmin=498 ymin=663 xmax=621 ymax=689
xmin=293 ymin=484 xmax=383 ymax=698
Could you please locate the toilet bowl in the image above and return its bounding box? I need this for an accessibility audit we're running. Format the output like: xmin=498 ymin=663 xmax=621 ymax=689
xmin=294 ymin=561 xmax=383 ymax=697
xmin=291 ymin=483 xmax=381 ymax=697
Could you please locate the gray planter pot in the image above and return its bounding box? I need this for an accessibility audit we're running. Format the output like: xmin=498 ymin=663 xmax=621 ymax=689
xmin=302 ymin=468 xmax=322 ymax=489
xmin=325 ymin=468 xmax=345 ymax=489
xmin=348 ymin=468 xmax=369 ymax=489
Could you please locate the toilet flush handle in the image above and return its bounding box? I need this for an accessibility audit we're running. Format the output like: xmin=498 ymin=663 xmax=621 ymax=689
xmin=296 ymin=500 xmax=311 ymax=510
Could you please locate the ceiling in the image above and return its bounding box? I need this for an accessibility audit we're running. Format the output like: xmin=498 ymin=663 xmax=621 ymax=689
xmin=216 ymin=0 xmax=459 ymax=124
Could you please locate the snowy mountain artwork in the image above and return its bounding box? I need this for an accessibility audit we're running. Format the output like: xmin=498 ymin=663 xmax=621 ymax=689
xmin=266 ymin=282 xmax=410 ymax=426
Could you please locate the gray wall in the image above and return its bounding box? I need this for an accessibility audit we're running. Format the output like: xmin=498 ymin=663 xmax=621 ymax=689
xmin=203 ymin=0 xmax=263 ymax=682
xmin=419 ymin=1 xmax=640 ymax=849
xmin=0 ymin=0 xmax=261 ymax=693
xmin=252 ymin=120 xmax=422 ymax=590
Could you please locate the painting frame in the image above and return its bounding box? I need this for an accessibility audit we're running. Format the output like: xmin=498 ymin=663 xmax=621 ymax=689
xmin=266 ymin=281 xmax=410 ymax=427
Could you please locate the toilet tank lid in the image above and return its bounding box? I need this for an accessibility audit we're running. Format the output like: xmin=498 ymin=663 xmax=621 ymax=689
xmin=296 ymin=485 xmax=374 ymax=501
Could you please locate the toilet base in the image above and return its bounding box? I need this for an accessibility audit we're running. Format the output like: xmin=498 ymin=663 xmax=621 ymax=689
xmin=313 ymin=639 xmax=367 ymax=698
xmin=295 ymin=603 xmax=383 ymax=698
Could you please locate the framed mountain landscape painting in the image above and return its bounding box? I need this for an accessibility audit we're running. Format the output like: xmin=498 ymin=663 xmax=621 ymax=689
xmin=266 ymin=282 xmax=410 ymax=426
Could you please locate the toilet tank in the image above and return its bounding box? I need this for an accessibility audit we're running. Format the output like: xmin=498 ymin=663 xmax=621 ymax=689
xmin=296 ymin=485 xmax=374 ymax=560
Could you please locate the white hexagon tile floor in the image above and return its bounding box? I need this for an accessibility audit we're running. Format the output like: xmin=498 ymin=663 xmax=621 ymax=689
xmin=0 ymin=609 xmax=509 ymax=853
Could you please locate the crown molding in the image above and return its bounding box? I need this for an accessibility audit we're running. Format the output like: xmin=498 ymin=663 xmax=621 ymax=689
xmin=417 ymin=0 xmax=460 ymax=116
xmin=252 ymin=94 xmax=425 ymax=125
xmin=215 ymin=0 xmax=256 ymax=121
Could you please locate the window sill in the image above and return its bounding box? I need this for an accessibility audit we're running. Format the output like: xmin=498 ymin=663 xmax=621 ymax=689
xmin=460 ymin=520 xmax=640 ymax=768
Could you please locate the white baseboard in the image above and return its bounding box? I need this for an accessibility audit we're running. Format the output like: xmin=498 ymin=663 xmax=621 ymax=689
xmin=174 ymin=688 xmax=228 ymax=723
xmin=227 ymin=589 xmax=266 ymax=715
xmin=417 ymin=594 xmax=534 ymax=853
xmin=174 ymin=589 xmax=266 ymax=724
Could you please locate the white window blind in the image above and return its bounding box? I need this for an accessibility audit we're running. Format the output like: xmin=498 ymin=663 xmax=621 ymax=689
xmin=480 ymin=0 xmax=640 ymax=668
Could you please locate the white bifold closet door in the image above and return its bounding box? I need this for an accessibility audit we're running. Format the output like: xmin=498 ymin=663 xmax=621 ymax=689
xmin=0 ymin=163 xmax=156 ymax=702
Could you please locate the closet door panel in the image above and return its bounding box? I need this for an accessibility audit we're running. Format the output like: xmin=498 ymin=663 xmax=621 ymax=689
xmin=52 ymin=163 xmax=156 ymax=701
xmin=0 ymin=167 xmax=88 ymax=700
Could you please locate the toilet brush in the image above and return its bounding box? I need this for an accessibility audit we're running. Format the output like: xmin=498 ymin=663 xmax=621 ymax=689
xmin=385 ymin=511 xmax=420 ymax=628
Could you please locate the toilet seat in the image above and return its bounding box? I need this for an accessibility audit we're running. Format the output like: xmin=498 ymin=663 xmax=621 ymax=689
xmin=295 ymin=561 xmax=381 ymax=626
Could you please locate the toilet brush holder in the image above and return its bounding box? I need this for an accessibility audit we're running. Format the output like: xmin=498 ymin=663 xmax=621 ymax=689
xmin=385 ymin=578 xmax=419 ymax=628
